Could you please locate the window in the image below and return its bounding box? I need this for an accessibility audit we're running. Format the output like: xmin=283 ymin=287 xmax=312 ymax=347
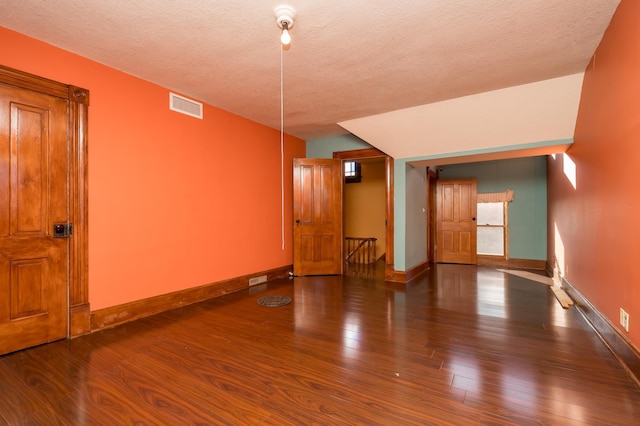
xmin=476 ymin=189 xmax=513 ymax=257
xmin=477 ymin=202 xmax=506 ymax=256
xmin=344 ymin=161 xmax=362 ymax=183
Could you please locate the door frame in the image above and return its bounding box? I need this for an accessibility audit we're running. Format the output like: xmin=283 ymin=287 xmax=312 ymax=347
xmin=332 ymin=148 xmax=394 ymax=278
xmin=0 ymin=64 xmax=90 ymax=337
xmin=426 ymin=168 xmax=438 ymax=263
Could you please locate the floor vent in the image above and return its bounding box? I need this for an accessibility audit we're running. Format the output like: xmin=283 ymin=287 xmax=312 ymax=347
xmin=169 ymin=93 xmax=203 ymax=119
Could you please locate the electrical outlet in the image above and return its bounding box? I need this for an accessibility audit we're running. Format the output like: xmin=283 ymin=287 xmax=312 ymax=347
xmin=620 ymin=308 xmax=630 ymax=332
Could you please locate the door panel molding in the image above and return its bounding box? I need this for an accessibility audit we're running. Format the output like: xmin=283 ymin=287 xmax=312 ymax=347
xmin=0 ymin=64 xmax=90 ymax=338
xmin=10 ymin=256 xmax=48 ymax=319
xmin=9 ymin=103 xmax=50 ymax=236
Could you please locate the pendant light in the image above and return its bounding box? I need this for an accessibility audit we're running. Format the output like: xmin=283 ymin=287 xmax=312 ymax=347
xmin=275 ymin=5 xmax=296 ymax=250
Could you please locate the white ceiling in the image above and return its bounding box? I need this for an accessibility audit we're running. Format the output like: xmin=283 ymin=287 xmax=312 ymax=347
xmin=0 ymin=0 xmax=620 ymax=141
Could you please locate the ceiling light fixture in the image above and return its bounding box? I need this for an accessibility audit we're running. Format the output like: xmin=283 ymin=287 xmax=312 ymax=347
xmin=275 ymin=5 xmax=296 ymax=251
xmin=275 ymin=5 xmax=296 ymax=45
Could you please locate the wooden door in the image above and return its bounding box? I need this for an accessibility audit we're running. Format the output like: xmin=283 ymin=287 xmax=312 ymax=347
xmin=0 ymin=83 xmax=69 ymax=355
xmin=293 ymin=158 xmax=343 ymax=276
xmin=436 ymin=179 xmax=477 ymax=264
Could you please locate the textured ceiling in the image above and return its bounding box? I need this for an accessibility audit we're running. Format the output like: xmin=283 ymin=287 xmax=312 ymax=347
xmin=0 ymin=0 xmax=620 ymax=140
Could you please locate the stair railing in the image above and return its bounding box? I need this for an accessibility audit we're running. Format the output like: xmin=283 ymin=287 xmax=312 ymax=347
xmin=345 ymin=237 xmax=377 ymax=265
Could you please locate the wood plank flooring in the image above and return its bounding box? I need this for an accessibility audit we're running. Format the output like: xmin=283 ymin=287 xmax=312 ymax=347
xmin=1 ymin=264 xmax=639 ymax=425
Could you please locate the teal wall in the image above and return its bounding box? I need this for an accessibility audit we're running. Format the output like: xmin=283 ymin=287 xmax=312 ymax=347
xmin=405 ymin=165 xmax=427 ymax=268
xmin=438 ymin=156 xmax=547 ymax=260
xmin=306 ymin=134 xmax=372 ymax=158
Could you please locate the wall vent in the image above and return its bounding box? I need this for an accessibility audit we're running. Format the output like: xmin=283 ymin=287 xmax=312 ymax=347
xmin=169 ymin=92 xmax=203 ymax=119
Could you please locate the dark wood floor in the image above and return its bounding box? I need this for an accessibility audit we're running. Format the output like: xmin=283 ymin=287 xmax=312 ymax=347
xmin=1 ymin=264 xmax=639 ymax=425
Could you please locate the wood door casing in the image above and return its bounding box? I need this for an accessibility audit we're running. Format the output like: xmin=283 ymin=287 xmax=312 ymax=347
xmin=331 ymin=148 xmax=395 ymax=278
xmin=427 ymin=169 xmax=438 ymax=263
xmin=0 ymin=84 xmax=69 ymax=354
xmin=293 ymin=158 xmax=343 ymax=276
xmin=436 ymin=179 xmax=478 ymax=265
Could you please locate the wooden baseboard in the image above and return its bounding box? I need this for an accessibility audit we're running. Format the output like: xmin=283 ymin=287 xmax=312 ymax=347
xmin=546 ymin=262 xmax=554 ymax=279
xmin=385 ymin=261 xmax=429 ymax=283
xmin=476 ymin=256 xmax=546 ymax=270
xmin=91 ymin=265 xmax=292 ymax=332
xmin=562 ymin=277 xmax=640 ymax=386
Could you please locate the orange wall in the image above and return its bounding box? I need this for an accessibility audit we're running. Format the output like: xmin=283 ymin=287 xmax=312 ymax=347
xmin=0 ymin=27 xmax=305 ymax=310
xmin=548 ymin=0 xmax=639 ymax=347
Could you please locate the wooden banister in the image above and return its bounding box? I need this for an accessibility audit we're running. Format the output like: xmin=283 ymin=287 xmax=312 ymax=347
xmin=345 ymin=237 xmax=377 ymax=264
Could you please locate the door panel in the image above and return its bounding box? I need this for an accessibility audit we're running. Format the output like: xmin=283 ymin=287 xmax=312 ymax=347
xmin=0 ymin=84 xmax=69 ymax=355
xmin=293 ymin=158 xmax=342 ymax=276
xmin=10 ymin=254 xmax=49 ymax=319
xmin=436 ymin=179 xmax=477 ymax=264
xmin=10 ymin=104 xmax=50 ymax=234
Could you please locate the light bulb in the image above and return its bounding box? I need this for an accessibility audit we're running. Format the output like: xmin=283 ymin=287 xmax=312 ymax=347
xmin=281 ymin=28 xmax=291 ymax=45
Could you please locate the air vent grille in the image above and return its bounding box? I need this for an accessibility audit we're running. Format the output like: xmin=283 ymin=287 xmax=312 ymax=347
xmin=169 ymin=93 xmax=203 ymax=119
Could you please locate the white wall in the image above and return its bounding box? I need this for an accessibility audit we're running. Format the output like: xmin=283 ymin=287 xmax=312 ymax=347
xmin=339 ymin=73 xmax=583 ymax=160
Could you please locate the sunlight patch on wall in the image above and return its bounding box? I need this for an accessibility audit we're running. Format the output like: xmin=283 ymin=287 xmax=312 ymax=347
xmin=554 ymin=221 xmax=566 ymax=279
xmin=563 ymin=154 xmax=577 ymax=189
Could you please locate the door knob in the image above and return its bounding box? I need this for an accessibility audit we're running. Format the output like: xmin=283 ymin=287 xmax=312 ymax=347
xmin=295 ymin=219 xmax=300 ymax=224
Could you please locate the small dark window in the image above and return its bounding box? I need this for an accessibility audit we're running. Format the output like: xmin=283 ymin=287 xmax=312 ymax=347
xmin=344 ymin=161 xmax=362 ymax=183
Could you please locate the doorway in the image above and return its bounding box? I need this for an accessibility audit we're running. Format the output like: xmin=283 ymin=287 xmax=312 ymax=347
xmin=292 ymin=148 xmax=394 ymax=276
xmin=333 ymin=148 xmax=394 ymax=277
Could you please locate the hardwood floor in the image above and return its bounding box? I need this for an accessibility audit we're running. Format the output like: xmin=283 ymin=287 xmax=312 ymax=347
xmin=1 ymin=264 xmax=639 ymax=425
